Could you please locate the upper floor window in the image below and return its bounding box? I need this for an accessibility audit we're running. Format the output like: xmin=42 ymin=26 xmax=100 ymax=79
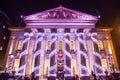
xmin=17 ymin=40 xmax=23 ymax=50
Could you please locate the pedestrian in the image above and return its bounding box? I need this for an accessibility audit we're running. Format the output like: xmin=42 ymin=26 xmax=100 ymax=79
xmin=31 ymin=72 xmax=36 ymax=80
xmin=75 ymin=74 xmax=79 ymax=80
xmin=93 ymin=73 xmax=96 ymax=80
xmin=24 ymin=75 xmax=30 ymax=80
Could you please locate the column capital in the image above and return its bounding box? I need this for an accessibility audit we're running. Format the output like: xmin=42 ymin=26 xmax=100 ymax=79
xmin=104 ymin=36 xmax=111 ymax=40
xmin=83 ymin=29 xmax=91 ymax=33
xmin=8 ymin=27 xmax=25 ymax=32
xmin=10 ymin=35 xmax=16 ymax=39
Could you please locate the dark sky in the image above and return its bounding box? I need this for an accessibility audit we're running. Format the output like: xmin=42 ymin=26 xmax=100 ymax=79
xmin=0 ymin=0 xmax=120 ymax=26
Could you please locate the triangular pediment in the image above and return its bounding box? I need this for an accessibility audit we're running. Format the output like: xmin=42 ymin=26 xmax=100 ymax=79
xmin=24 ymin=6 xmax=97 ymax=21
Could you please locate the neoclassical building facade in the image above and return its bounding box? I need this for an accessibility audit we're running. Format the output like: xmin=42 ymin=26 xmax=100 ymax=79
xmin=4 ymin=6 xmax=119 ymax=78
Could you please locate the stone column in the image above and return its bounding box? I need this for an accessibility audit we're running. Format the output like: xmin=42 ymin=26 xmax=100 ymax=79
xmin=4 ymin=35 xmax=16 ymax=73
xmin=109 ymin=39 xmax=119 ymax=71
xmin=40 ymin=37 xmax=46 ymax=79
xmin=76 ymin=38 xmax=81 ymax=76
xmin=17 ymin=32 xmax=30 ymax=76
xmin=25 ymin=38 xmax=35 ymax=76
xmin=86 ymin=32 xmax=95 ymax=76
xmin=78 ymin=33 xmax=88 ymax=76
xmin=103 ymin=36 xmax=119 ymax=72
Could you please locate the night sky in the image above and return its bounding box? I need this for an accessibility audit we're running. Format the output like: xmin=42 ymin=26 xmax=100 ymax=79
xmin=0 ymin=0 xmax=120 ymax=26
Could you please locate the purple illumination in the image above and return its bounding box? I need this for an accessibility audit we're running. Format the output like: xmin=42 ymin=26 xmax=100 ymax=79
xmin=7 ymin=6 xmax=115 ymax=78
xmin=64 ymin=50 xmax=72 ymax=59
xmin=20 ymin=15 xmax=24 ymax=18
xmin=24 ymin=6 xmax=97 ymax=21
xmin=16 ymin=64 xmax=26 ymax=76
xmin=23 ymin=6 xmax=97 ymax=29
xmin=10 ymin=55 xmax=14 ymax=58
xmin=49 ymin=49 xmax=56 ymax=57
xmin=98 ymin=15 xmax=100 ymax=18
xmin=64 ymin=65 xmax=71 ymax=73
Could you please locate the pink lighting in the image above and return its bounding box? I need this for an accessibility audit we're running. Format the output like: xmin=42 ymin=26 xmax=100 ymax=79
xmin=24 ymin=6 xmax=97 ymax=21
xmin=5 ymin=6 xmax=118 ymax=79
xmin=20 ymin=15 xmax=24 ymax=18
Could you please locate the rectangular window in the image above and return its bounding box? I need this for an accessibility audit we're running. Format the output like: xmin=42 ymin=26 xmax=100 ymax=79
xmin=98 ymin=40 xmax=104 ymax=51
xmin=17 ymin=40 xmax=23 ymax=50
xmin=58 ymin=41 xmax=63 ymax=51
xmin=46 ymin=41 xmax=51 ymax=50
xmin=70 ymin=41 xmax=75 ymax=51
